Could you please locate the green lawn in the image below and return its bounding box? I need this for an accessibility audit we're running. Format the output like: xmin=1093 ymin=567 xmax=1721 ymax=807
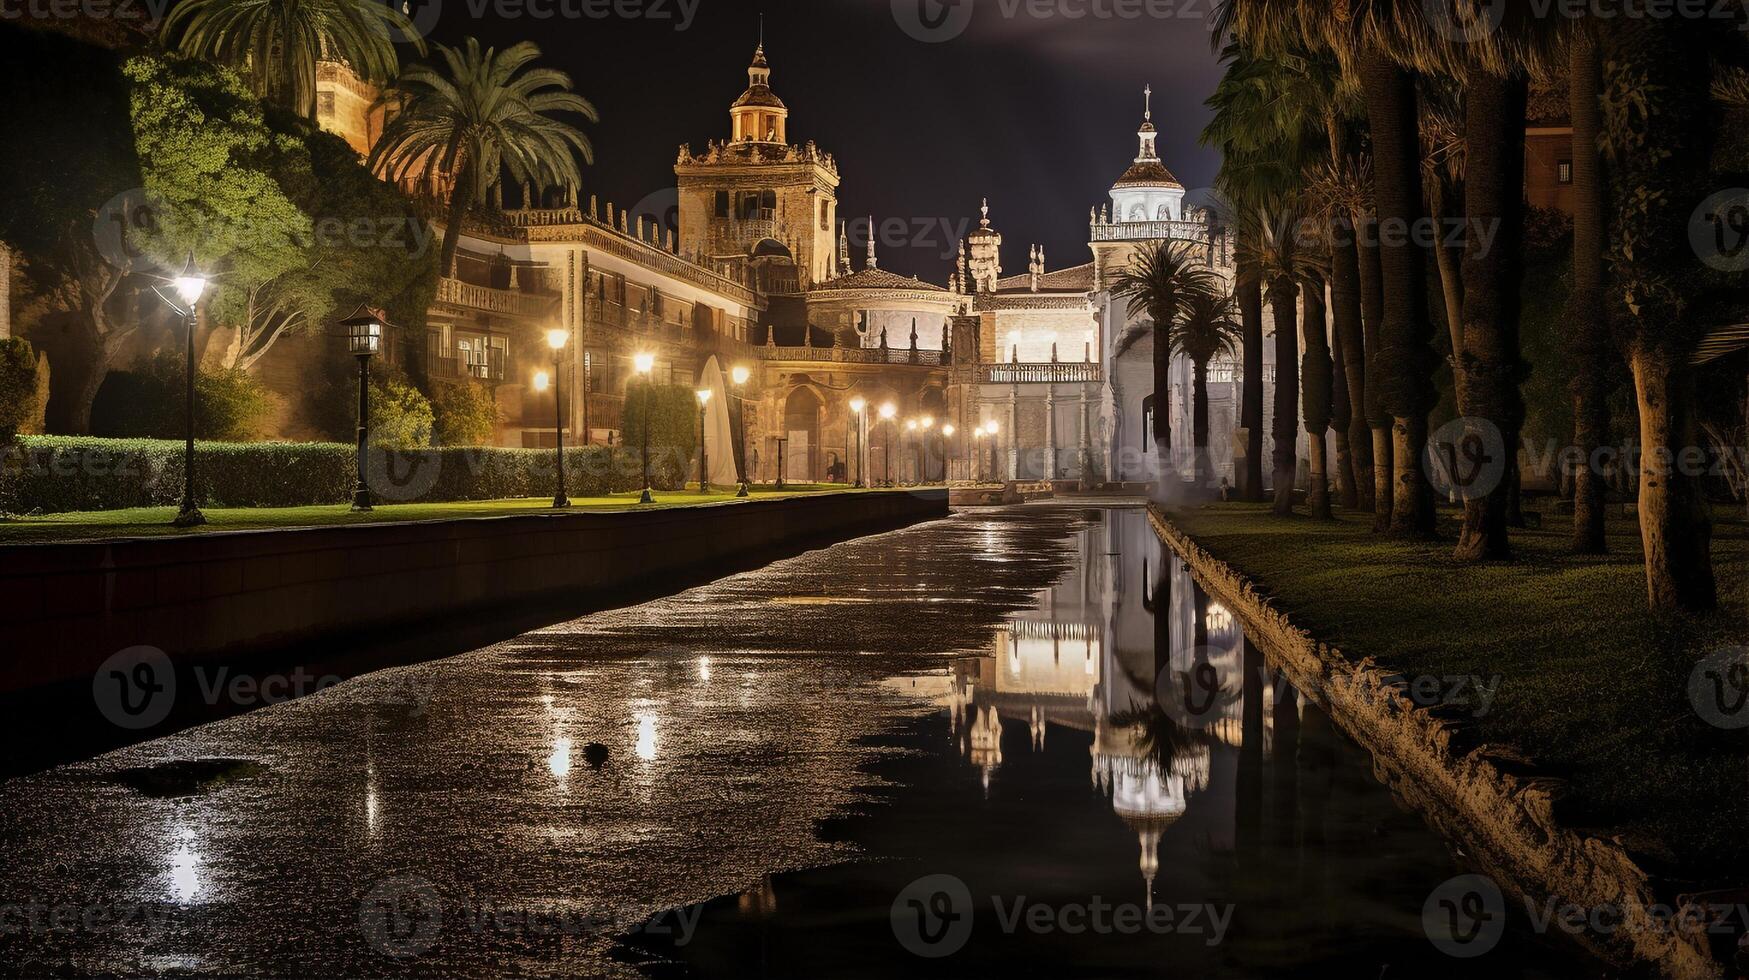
xmin=1164 ymin=501 xmax=1747 ymax=884
xmin=0 ymin=485 xmax=874 ymax=544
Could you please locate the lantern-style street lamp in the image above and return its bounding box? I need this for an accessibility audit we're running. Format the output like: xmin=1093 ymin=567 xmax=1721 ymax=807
xmin=695 ymin=387 xmax=713 ymax=494
xmin=634 ymin=351 xmax=655 ymax=504
xmin=153 ymin=261 xmax=209 ymax=527
xmin=730 ymin=364 xmax=751 ymax=497
xmin=545 ymin=328 xmax=571 ymax=508
xmin=878 ymin=401 xmax=897 ymax=487
xmin=339 ymin=308 xmax=385 ymax=512
xmin=848 ymin=396 xmax=866 ymax=488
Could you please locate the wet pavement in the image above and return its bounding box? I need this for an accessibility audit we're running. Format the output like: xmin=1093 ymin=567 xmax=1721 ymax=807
xmin=0 ymin=507 xmax=1585 ymax=977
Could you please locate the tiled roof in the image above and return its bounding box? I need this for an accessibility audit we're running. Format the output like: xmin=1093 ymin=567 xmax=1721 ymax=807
xmin=815 ymin=267 xmax=947 ymax=292
xmin=993 ymin=262 xmax=1096 ymax=294
xmin=1113 ymin=159 xmax=1181 ymax=188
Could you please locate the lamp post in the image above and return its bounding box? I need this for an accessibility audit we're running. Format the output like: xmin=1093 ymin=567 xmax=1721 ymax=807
xmin=974 ymin=426 xmax=986 ymax=483
xmin=878 ymin=402 xmax=896 ymax=487
xmin=634 ymin=351 xmax=655 ymax=504
xmin=775 ymin=435 xmax=788 ymax=489
xmin=545 ymin=327 xmax=571 ymax=508
xmin=695 ymin=387 xmax=713 ymax=494
xmin=904 ymin=419 xmax=919 ymax=485
xmin=730 ymin=364 xmax=751 ymax=497
xmin=340 ymin=309 xmax=383 ymax=512
xmin=154 ymin=265 xmax=208 ymax=527
xmin=941 ymin=423 xmax=955 ymax=483
xmin=848 ymin=396 xmax=866 ymax=488
xmin=921 ymin=415 xmax=935 ymax=483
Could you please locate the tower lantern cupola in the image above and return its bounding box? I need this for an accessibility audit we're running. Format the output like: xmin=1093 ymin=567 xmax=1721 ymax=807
xmin=731 ymin=43 xmax=789 ymax=144
xmin=1106 ymin=84 xmax=1184 ymax=224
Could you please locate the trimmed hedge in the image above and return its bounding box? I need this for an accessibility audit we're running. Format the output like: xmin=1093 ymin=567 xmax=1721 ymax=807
xmin=0 ymin=436 xmax=690 ymax=514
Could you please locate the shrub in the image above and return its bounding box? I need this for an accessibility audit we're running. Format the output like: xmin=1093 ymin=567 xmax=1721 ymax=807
xmin=0 ymin=338 xmax=38 ymax=446
xmin=90 ymin=350 xmax=274 ymax=441
xmin=430 ymin=379 xmax=499 ymax=447
xmin=621 ymin=381 xmax=701 ymax=487
xmin=0 ymin=436 xmax=680 ymax=514
xmin=370 ymin=377 xmax=433 ymax=450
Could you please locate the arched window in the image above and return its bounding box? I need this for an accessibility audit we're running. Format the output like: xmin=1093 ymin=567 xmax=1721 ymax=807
xmin=1129 ymin=204 xmax=1146 ymax=221
xmin=1157 ymin=204 xmax=1172 ymax=220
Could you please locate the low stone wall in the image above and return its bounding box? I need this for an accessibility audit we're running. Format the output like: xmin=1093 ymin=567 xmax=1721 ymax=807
xmin=0 ymin=491 xmax=946 ymax=695
xmin=1147 ymin=504 xmax=1719 ymax=980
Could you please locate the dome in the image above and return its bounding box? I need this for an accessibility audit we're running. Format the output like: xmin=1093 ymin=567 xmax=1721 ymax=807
xmin=733 ymin=86 xmax=786 ymax=110
xmin=1113 ymin=159 xmax=1181 ymax=190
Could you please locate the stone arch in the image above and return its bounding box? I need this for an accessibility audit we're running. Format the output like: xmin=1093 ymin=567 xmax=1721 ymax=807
xmin=782 ymin=385 xmax=824 ymax=483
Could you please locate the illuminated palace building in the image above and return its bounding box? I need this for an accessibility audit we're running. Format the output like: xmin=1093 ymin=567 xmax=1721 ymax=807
xmin=305 ymin=46 xmax=1287 ymax=485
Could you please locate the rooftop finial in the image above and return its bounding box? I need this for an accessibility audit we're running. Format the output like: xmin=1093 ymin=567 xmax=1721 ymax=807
xmin=1143 ymin=83 xmax=1152 ymax=122
xmin=866 ymin=215 xmax=877 ymax=269
xmin=979 ymin=198 xmax=990 ymax=229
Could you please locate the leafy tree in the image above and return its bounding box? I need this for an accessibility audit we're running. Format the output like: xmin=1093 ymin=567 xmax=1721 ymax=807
xmin=160 ymin=0 xmax=422 ymax=118
xmin=370 ymin=376 xmax=434 ymax=450
xmin=91 ymin=349 xmax=273 ymax=440
xmin=622 ymin=381 xmax=700 ymax=489
xmin=1168 ymin=287 xmax=1244 ymax=490
xmin=0 ymin=338 xmax=40 ymax=447
xmin=370 ymin=38 xmax=597 ymax=276
xmin=431 ymin=380 xmax=499 ymax=447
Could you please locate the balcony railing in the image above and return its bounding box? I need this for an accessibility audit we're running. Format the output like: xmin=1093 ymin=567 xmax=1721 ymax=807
xmin=435 ymin=277 xmax=554 ymax=318
xmin=758 ymin=346 xmax=947 ymax=366
xmin=427 ymin=344 xmax=507 ymax=382
xmin=977 ymin=362 xmax=1103 ymax=384
xmin=1088 ymin=219 xmax=1209 ymax=245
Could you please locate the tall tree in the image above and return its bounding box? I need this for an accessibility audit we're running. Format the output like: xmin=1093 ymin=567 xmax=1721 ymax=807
xmin=370 ymin=39 xmax=597 ymax=278
xmin=1236 ymin=250 xmax=1267 ymax=500
xmin=1165 ymin=286 xmax=1245 ymax=489
xmin=1566 ymin=25 xmax=1611 ymax=554
xmin=1301 ymin=268 xmax=1335 ymax=518
xmin=161 ymin=0 xmax=422 ymax=118
xmin=1112 ymin=240 xmax=1218 ymax=496
xmin=1602 ymin=17 xmax=1722 ymax=612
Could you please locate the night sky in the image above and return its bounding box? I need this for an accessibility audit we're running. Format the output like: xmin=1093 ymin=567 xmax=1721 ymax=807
xmin=421 ymin=0 xmax=1226 ymax=280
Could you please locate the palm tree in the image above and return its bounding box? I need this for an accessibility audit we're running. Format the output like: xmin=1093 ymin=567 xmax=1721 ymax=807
xmin=1566 ymin=25 xmax=1610 ymax=555
xmin=370 ymin=39 xmax=597 ymax=277
xmin=1301 ymin=266 xmax=1335 ymax=519
xmin=1112 ymin=241 xmax=1219 ymax=494
xmin=1235 ymin=251 xmax=1267 ymax=501
xmin=161 ymin=0 xmax=422 ymax=118
xmin=1166 ymin=286 xmax=1244 ymax=489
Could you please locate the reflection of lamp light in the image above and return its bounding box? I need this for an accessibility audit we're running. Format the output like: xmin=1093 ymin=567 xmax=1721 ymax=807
xmin=984 ymin=419 xmax=999 ymax=435
xmin=921 ymin=415 xmax=934 ymax=429
xmin=849 ymin=396 xmax=866 ymax=414
xmin=879 ymin=402 xmax=896 ymax=420
xmin=942 ymin=424 xmax=955 ymax=437
xmin=1204 ymin=602 xmax=1233 ymax=633
xmin=533 ymin=370 xmax=550 ymax=392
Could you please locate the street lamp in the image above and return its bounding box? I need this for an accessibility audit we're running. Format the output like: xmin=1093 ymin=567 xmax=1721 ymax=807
xmin=154 ymin=262 xmax=208 ymax=527
xmin=878 ymin=401 xmax=896 ymax=487
xmin=634 ymin=351 xmax=655 ymax=503
xmin=695 ymin=387 xmax=713 ymax=494
xmin=848 ymin=396 xmax=866 ymax=488
xmin=941 ymin=423 xmax=955 ymax=483
xmin=920 ymin=416 xmax=936 ymax=483
xmin=340 ymin=308 xmax=384 ymax=512
xmin=545 ymin=327 xmax=571 ymax=508
xmin=730 ymin=364 xmax=751 ymax=497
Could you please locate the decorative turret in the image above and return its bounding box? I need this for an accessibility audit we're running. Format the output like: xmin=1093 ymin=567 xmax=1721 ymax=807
xmin=837 ymin=222 xmax=851 ymax=277
xmin=730 ymin=42 xmax=788 ymax=143
xmin=865 ymin=216 xmax=878 ymax=269
xmin=1106 ymin=85 xmax=1184 ymax=224
xmin=966 ymin=198 xmax=1002 ymax=293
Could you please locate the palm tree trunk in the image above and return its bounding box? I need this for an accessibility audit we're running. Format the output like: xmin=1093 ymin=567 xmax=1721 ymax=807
xmin=1269 ymin=275 xmax=1299 ymax=515
xmin=1357 ymin=219 xmax=1393 ymax=530
xmin=437 ymin=161 xmax=475 ymax=278
xmin=1630 ymin=346 xmax=1717 ymax=612
xmin=1301 ymin=271 xmax=1333 ymax=519
xmin=1568 ymin=29 xmax=1610 ymax=555
xmin=1430 ymin=174 xmax=1469 ymax=409
xmin=1360 ymin=49 xmax=1439 ymax=538
xmin=1193 ymin=358 xmax=1211 ymax=493
xmin=1331 ymin=226 xmax=1372 ymax=511
xmin=1153 ymin=310 xmax=1173 ymax=489
xmin=1238 ymin=262 xmax=1266 ymax=502
xmin=1454 ymin=69 xmax=1528 ymax=562
xmin=1331 ymin=318 xmax=1357 ymax=509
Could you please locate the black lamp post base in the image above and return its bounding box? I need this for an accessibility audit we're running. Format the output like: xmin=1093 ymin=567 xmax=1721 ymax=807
xmin=736 ymin=482 xmax=750 ymax=498
xmin=699 ymin=484 xmax=711 ymax=495
xmin=639 ymin=488 xmax=654 ymax=504
xmin=553 ymin=495 xmax=572 ymax=508
xmin=350 ymin=487 xmax=373 ymax=512
xmin=171 ymin=504 xmax=206 ymax=528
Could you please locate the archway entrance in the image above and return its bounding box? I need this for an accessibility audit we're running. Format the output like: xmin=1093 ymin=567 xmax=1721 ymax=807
xmin=783 ymin=387 xmax=822 ymax=483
